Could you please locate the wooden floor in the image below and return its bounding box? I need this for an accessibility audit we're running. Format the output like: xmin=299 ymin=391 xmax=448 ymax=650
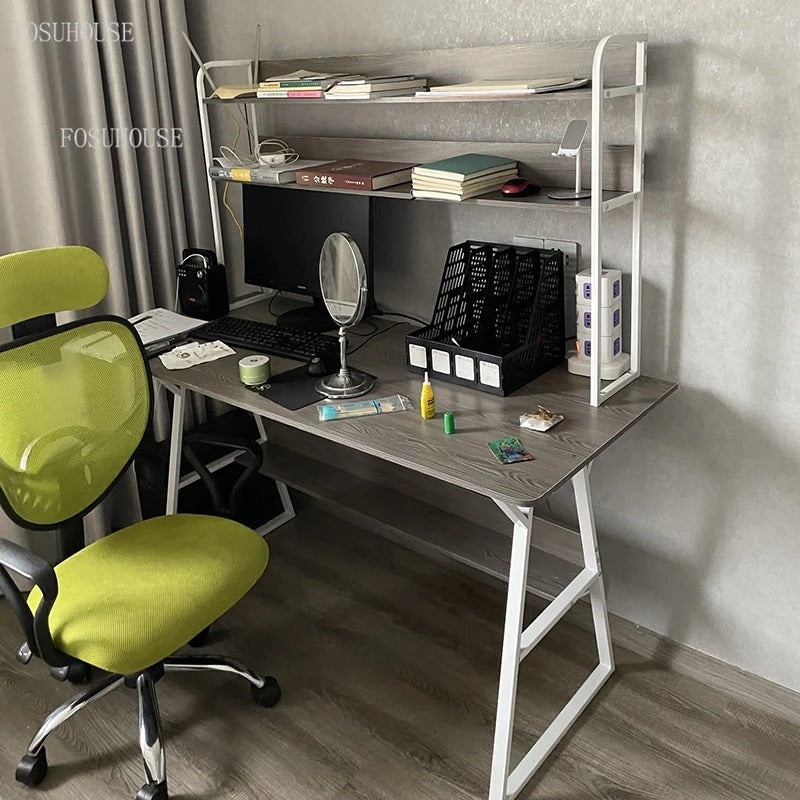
xmin=1 ymin=503 xmax=798 ymax=800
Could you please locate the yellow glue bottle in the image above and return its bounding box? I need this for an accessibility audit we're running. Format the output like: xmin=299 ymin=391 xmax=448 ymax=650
xmin=420 ymin=371 xmax=436 ymax=419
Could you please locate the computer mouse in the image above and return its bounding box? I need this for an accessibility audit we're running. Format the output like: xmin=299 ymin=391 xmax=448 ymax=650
xmin=500 ymin=178 xmax=541 ymax=197
xmin=306 ymin=355 xmax=330 ymax=376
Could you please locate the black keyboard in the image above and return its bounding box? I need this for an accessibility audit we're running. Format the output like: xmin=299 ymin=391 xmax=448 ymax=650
xmin=195 ymin=316 xmax=338 ymax=361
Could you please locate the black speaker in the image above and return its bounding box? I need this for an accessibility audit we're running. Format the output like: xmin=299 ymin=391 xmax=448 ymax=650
xmin=177 ymin=248 xmax=229 ymax=320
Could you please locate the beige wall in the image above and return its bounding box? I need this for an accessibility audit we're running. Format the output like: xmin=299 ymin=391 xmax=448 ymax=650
xmin=187 ymin=1 xmax=800 ymax=692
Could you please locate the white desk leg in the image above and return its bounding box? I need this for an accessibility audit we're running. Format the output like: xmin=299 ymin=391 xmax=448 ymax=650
xmin=252 ymin=412 xmax=296 ymax=535
xmin=489 ymin=508 xmax=534 ymax=800
xmin=165 ymin=385 xmax=187 ymax=516
xmin=489 ymin=466 xmax=614 ymax=800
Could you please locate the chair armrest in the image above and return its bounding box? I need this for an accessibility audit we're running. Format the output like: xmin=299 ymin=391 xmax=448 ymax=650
xmin=0 ymin=538 xmax=67 ymax=666
xmin=182 ymin=433 xmax=263 ymax=519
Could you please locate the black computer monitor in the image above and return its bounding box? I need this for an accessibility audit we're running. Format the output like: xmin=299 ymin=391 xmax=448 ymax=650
xmin=243 ymin=185 xmax=374 ymax=330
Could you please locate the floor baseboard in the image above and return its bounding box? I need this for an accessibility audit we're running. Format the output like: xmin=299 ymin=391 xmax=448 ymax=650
xmin=297 ymin=492 xmax=800 ymax=729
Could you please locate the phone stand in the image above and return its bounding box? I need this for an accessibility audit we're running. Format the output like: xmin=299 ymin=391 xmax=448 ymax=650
xmin=547 ymin=120 xmax=591 ymax=201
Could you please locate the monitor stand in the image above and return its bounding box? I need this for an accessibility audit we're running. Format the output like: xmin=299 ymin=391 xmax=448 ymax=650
xmin=276 ymin=298 xmax=336 ymax=332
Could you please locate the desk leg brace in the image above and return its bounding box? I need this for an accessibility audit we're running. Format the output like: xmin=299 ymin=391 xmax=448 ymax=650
xmin=489 ymin=467 xmax=614 ymax=800
xmin=159 ymin=381 xmax=295 ymax=531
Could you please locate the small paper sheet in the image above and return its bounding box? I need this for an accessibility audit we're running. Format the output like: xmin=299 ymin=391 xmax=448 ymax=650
xmin=158 ymin=340 xmax=235 ymax=370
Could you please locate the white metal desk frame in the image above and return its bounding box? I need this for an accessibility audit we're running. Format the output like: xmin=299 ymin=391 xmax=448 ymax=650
xmin=158 ymin=375 xmax=613 ymax=800
xmin=194 ymin=34 xmax=648 ymax=409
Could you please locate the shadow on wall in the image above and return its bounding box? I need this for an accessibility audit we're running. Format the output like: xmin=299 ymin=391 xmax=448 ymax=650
xmin=593 ymin=384 xmax=800 ymax=670
xmin=640 ymin=40 xmax=694 ymax=380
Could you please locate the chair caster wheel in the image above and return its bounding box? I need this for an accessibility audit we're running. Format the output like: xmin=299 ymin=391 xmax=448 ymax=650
xmin=67 ymin=661 xmax=93 ymax=684
xmin=135 ymin=780 xmax=168 ymax=800
xmin=50 ymin=660 xmax=92 ymax=683
xmin=251 ymin=676 xmax=281 ymax=707
xmin=189 ymin=626 xmax=210 ymax=647
xmin=16 ymin=748 xmax=47 ymax=786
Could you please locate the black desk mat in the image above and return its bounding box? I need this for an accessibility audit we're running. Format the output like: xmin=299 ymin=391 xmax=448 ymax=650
xmin=244 ymin=364 xmax=323 ymax=411
xmin=246 ymin=365 xmax=376 ymax=411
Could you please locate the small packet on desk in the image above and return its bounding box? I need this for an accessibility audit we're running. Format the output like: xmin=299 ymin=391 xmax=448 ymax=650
xmin=159 ymin=340 xmax=235 ymax=370
xmin=519 ymin=405 xmax=564 ymax=432
xmin=318 ymin=394 xmax=412 ymax=421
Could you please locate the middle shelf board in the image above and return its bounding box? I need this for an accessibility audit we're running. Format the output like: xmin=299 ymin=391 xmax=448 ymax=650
xmin=206 ymin=135 xmax=635 ymax=195
xmin=209 ymin=176 xmax=622 ymax=212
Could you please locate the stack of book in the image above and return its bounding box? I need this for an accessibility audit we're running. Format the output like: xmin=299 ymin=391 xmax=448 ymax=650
xmin=295 ymin=159 xmax=416 ymax=190
xmin=411 ymin=154 xmax=518 ymax=201
xmin=256 ymin=69 xmax=363 ymax=98
xmin=324 ymin=75 xmax=428 ymax=100
xmin=416 ymin=77 xmax=589 ymax=98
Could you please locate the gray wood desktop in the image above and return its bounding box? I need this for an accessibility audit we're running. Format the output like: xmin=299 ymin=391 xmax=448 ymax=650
xmin=150 ymin=297 xmax=675 ymax=800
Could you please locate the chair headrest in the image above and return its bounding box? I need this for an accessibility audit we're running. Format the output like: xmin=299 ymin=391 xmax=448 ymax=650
xmin=0 ymin=246 xmax=109 ymax=328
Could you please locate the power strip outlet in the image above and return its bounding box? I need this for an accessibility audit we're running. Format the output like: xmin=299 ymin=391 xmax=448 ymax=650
xmin=513 ymin=236 xmax=581 ymax=338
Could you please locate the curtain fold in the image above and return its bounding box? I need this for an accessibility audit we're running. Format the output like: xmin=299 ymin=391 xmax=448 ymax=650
xmin=0 ymin=0 xmax=212 ymax=549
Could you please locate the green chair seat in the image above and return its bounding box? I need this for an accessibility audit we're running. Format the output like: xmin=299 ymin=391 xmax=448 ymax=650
xmin=27 ymin=514 xmax=268 ymax=674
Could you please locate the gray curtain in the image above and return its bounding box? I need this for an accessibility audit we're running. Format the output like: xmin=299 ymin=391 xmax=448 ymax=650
xmin=0 ymin=0 xmax=212 ymax=549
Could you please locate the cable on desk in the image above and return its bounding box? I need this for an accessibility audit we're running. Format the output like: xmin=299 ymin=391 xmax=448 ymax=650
xmin=380 ymin=311 xmax=428 ymax=326
xmin=267 ymin=290 xmax=282 ymax=317
xmin=347 ymin=320 xmax=407 ymax=355
xmin=347 ymin=320 xmax=378 ymax=337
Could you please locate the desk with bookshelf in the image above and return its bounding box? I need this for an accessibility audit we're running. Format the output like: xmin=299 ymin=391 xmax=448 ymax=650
xmin=190 ymin=32 xmax=655 ymax=800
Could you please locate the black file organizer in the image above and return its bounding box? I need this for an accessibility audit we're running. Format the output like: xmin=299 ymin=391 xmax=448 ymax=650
xmin=405 ymin=241 xmax=565 ymax=396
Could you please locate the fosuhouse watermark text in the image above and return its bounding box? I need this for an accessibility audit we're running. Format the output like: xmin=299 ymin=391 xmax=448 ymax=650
xmin=60 ymin=128 xmax=183 ymax=149
xmin=14 ymin=21 xmax=134 ymax=43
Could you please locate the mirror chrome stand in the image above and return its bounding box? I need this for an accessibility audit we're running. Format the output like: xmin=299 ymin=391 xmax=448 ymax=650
xmin=316 ymin=326 xmax=374 ymax=398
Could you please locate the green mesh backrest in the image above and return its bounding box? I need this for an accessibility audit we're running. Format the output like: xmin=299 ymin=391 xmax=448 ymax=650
xmin=0 ymin=246 xmax=109 ymax=328
xmin=0 ymin=318 xmax=151 ymax=528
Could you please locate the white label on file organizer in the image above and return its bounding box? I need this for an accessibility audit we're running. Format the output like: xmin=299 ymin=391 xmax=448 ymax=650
xmin=479 ymin=360 xmax=501 ymax=388
xmin=431 ymin=349 xmax=451 ymax=374
xmin=408 ymin=343 xmax=427 ymax=369
xmin=454 ymin=354 xmax=475 ymax=381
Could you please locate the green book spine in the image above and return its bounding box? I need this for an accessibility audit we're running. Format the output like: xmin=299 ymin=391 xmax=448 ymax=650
xmin=279 ymin=80 xmax=323 ymax=88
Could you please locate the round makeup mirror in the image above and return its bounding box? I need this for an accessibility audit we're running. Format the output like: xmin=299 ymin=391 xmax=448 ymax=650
xmin=316 ymin=232 xmax=374 ymax=398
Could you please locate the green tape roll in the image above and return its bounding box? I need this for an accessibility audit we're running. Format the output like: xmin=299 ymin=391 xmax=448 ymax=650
xmin=239 ymin=355 xmax=271 ymax=386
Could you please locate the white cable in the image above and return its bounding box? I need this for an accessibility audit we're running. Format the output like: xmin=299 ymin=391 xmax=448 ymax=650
xmin=256 ymin=138 xmax=299 ymax=166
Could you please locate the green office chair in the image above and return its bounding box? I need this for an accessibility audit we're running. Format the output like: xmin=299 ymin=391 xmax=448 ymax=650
xmin=0 ymin=247 xmax=280 ymax=800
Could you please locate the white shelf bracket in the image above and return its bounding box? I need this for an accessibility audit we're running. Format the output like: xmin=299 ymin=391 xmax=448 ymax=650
xmin=589 ymin=34 xmax=648 ymax=406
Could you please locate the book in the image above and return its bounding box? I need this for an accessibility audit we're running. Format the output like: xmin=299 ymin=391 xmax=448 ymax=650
xmin=211 ymin=85 xmax=258 ymax=99
xmin=324 ymin=87 xmax=425 ymax=100
xmin=208 ymin=160 xmax=332 ymax=185
xmin=428 ymin=77 xmax=573 ymax=93
xmin=411 ymin=181 xmax=510 ymax=201
xmin=256 ymin=89 xmax=324 ymax=98
xmin=296 ymin=159 xmax=416 ymax=190
xmin=334 ymin=74 xmax=416 ymax=87
xmin=411 ymin=169 xmax=518 ymax=194
xmin=326 ymin=77 xmax=426 ymax=93
xmin=414 ymin=78 xmax=590 ymax=98
xmin=412 ymin=153 xmax=517 ymax=182
xmin=259 ymin=79 xmax=327 ymax=89
xmin=258 ymin=70 xmax=363 ymax=90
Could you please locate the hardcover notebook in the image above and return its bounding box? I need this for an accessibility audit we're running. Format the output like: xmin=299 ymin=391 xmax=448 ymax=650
xmin=412 ymin=153 xmax=517 ymax=182
xmin=296 ymin=159 xmax=416 ymax=190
